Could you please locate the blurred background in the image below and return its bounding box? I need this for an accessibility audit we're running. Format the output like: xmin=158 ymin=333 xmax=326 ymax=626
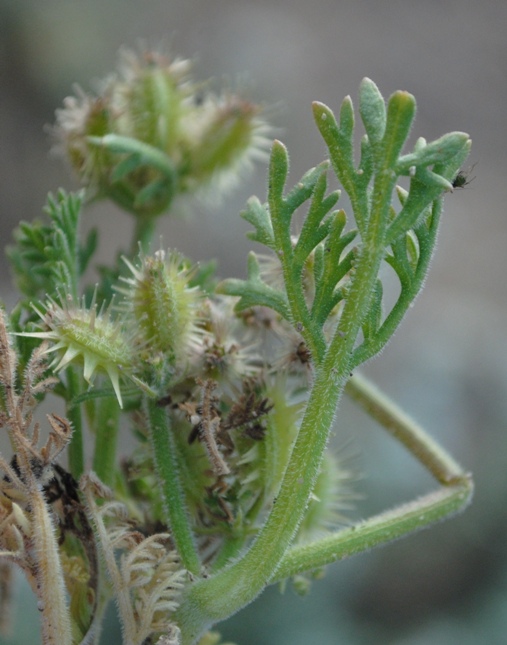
xmin=0 ymin=1 xmax=506 ymax=643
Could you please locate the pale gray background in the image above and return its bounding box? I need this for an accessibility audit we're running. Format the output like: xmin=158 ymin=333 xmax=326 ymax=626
xmin=1 ymin=1 xmax=506 ymax=644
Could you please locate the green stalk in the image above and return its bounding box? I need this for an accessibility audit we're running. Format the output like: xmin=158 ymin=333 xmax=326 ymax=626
xmin=210 ymin=536 xmax=247 ymax=573
xmin=175 ymin=354 xmax=350 ymax=643
xmin=146 ymin=398 xmax=201 ymax=575
xmin=271 ymin=372 xmax=473 ymax=581
xmin=131 ymin=216 xmax=158 ymax=255
xmin=66 ymin=367 xmax=85 ymax=479
xmin=92 ymin=395 xmax=121 ymax=486
xmin=345 ymin=373 xmax=465 ymax=483
xmin=272 ymin=481 xmax=472 ymax=582
xmin=174 ymin=158 xmax=393 ymax=643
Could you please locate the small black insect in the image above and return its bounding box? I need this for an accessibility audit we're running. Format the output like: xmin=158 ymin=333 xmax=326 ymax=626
xmin=452 ymin=163 xmax=477 ymax=190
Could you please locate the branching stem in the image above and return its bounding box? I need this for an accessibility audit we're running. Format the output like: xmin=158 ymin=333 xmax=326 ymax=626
xmin=272 ymin=373 xmax=473 ymax=581
xmin=174 ymin=147 xmax=393 ymax=641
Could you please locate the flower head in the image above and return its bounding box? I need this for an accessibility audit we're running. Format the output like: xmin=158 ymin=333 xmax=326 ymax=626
xmin=52 ymin=46 xmax=272 ymax=218
xmin=119 ymin=249 xmax=203 ymax=373
xmin=22 ymin=291 xmax=135 ymax=407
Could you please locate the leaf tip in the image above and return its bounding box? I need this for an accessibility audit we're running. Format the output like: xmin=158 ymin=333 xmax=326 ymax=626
xmin=272 ymin=139 xmax=287 ymax=152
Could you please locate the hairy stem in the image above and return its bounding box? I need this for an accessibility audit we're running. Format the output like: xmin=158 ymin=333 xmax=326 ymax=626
xmin=174 ymin=165 xmax=392 ymax=641
xmin=131 ymin=216 xmax=158 ymax=255
xmin=272 ymin=481 xmax=472 ymax=582
xmin=30 ymin=476 xmax=72 ymax=645
xmin=66 ymin=367 xmax=85 ymax=479
xmin=175 ymin=357 xmax=350 ymax=643
xmin=271 ymin=373 xmax=473 ymax=581
xmin=345 ymin=373 xmax=466 ymax=483
xmin=92 ymin=396 xmax=121 ymax=486
xmin=210 ymin=536 xmax=247 ymax=573
xmin=146 ymin=398 xmax=201 ymax=575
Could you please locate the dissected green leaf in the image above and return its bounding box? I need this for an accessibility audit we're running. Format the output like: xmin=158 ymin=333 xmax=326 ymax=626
xmin=7 ymin=190 xmax=88 ymax=302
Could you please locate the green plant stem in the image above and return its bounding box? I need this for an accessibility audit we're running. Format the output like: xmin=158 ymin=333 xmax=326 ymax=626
xmin=174 ymin=165 xmax=392 ymax=642
xmin=175 ymin=358 xmax=350 ymax=643
xmin=66 ymin=367 xmax=85 ymax=479
xmin=272 ymin=482 xmax=472 ymax=582
xmin=345 ymin=373 xmax=466 ymax=483
xmin=210 ymin=536 xmax=247 ymax=573
xmin=131 ymin=216 xmax=158 ymax=255
xmin=92 ymin=396 xmax=121 ymax=486
xmin=270 ymin=372 xmax=473 ymax=581
xmin=146 ymin=398 xmax=201 ymax=575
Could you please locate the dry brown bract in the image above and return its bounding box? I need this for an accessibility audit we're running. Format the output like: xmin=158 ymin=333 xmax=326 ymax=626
xmin=0 ymin=309 xmax=74 ymax=644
